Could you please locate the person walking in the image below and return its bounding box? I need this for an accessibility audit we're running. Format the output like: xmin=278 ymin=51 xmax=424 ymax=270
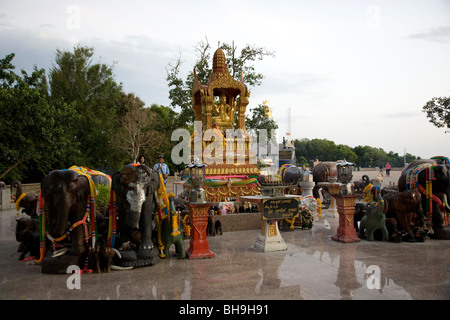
xmin=153 ymin=155 xmax=170 ymax=185
xmin=378 ymin=163 xmax=384 ymax=176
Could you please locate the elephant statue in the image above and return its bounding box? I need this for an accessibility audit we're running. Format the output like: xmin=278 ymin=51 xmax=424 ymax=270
xmin=358 ymin=194 xmax=389 ymax=241
xmin=42 ymin=169 xmax=91 ymax=256
xmin=279 ymin=164 xmax=304 ymax=185
xmin=15 ymin=216 xmax=40 ymax=260
xmin=312 ymin=161 xmax=337 ymax=199
xmin=398 ymin=159 xmax=450 ymax=239
xmin=312 ymin=161 xmax=337 ymax=183
xmin=155 ymin=193 xmax=185 ymax=259
xmin=382 ymin=189 xmax=425 ymax=242
xmin=40 ymin=169 xmax=94 ymax=273
xmin=111 ymin=164 xmax=161 ymax=267
xmin=40 ymin=167 xmax=115 ymax=273
xmin=11 ymin=180 xmax=38 ymax=218
xmin=352 ymin=175 xmax=371 ymax=194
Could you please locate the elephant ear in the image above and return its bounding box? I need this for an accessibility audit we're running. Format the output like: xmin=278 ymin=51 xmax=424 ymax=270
xmin=146 ymin=171 xmax=160 ymax=197
xmin=112 ymin=171 xmax=127 ymax=198
xmin=41 ymin=175 xmax=50 ymax=200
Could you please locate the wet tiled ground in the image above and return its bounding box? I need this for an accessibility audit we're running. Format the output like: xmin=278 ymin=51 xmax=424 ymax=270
xmin=0 ymin=208 xmax=449 ymax=300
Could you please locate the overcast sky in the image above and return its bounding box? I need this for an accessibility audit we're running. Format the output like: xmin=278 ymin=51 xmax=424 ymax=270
xmin=1 ymin=0 xmax=450 ymax=160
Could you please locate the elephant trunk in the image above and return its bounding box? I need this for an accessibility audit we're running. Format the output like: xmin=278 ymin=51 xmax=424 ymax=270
xmin=11 ymin=180 xmax=23 ymax=200
xmin=125 ymin=183 xmax=146 ymax=228
xmin=48 ymin=198 xmax=70 ymax=239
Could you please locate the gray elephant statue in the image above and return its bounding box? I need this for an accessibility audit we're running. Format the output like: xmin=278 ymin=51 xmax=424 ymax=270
xmin=398 ymin=158 xmax=450 ymax=239
xmin=111 ymin=164 xmax=161 ymax=267
xmin=358 ymin=195 xmax=389 ymax=241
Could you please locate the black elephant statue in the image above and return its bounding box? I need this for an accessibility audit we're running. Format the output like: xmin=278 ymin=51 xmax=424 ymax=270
xmin=40 ymin=169 xmax=94 ymax=273
xmin=15 ymin=216 xmax=40 ymax=260
xmin=398 ymin=159 xmax=450 ymax=240
xmin=279 ymin=164 xmax=304 ymax=185
xmin=11 ymin=180 xmax=38 ymax=218
xmin=111 ymin=164 xmax=161 ymax=267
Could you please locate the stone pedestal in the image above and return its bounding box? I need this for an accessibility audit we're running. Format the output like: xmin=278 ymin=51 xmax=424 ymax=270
xmin=186 ymin=203 xmax=215 ymax=259
xmin=253 ymin=219 xmax=287 ymax=252
xmin=0 ymin=188 xmax=13 ymax=211
xmin=300 ymin=181 xmax=315 ymax=197
xmin=331 ymin=194 xmax=360 ymax=243
xmin=240 ymin=195 xmax=300 ymax=252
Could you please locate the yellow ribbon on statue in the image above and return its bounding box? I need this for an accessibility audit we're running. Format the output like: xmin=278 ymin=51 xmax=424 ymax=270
xmin=15 ymin=193 xmax=27 ymax=213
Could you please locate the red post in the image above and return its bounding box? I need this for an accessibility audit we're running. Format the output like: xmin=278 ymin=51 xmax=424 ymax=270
xmin=185 ymin=203 xmax=215 ymax=259
xmin=331 ymin=194 xmax=360 ymax=243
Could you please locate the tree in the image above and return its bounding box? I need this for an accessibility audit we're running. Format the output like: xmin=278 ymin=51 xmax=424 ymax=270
xmin=146 ymin=104 xmax=183 ymax=174
xmin=49 ymin=45 xmax=122 ymax=169
xmin=112 ymin=94 xmax=162 ymax=164
xmin=422 ymin=95 xmax=450 ymax=132
xmin=166 ymin=37 xmax=275 ymax=127
xmin=0 ymin=53 xmax=79 ymax=182
xmin=245 ymin=103 xmax=278 ymax=140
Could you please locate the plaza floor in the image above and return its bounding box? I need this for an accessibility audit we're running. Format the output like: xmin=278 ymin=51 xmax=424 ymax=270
xmin=0 ymin=206 xmax=448 ymax=301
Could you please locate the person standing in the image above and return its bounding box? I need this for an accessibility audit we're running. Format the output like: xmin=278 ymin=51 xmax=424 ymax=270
xmin=153 ymin=155 xmax=170 ymax=185
xmin=137 ymin=154 xmax=146 ymax=165
xmin=385 ymin=162 xmax=391 ymax=177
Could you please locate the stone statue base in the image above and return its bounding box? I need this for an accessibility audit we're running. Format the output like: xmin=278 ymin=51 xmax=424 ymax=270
xmin=114 ymin=247 xmax=161 ymax=268
xmin=41 ymin=253 xmax=84 ymax=274
xmin=253 ymin=220 xmax=287 ymax=252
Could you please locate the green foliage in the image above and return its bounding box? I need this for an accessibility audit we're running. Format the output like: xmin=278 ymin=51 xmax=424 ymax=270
xmin=422 ymin=95 xmax=450 ymax=132
xmin=95 ymin=183 xmax=111 ymax=209
xmin=145 ymin=104 xmax=184 ymax=174
xmin=294 ymin=138 xmax=417 ymax=168
xmin=49 ymin=45 xmax=123 ymax=169
xmin=0 ymin=53 xmax=80 ymax=182
xmin=245 ymin=103 xmax=278 ymax=140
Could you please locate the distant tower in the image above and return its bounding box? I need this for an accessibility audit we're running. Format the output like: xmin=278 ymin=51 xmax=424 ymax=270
xmin=286 ymin=107 xmax=292 ymax=144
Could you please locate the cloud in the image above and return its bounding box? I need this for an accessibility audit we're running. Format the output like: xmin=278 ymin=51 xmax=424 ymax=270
xmin=407 ymin=25 xmax=450 ymax=43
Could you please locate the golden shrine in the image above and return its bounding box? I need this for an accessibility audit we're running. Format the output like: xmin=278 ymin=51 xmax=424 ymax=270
xmin=188 ymin=47 xmax=261 ymax=202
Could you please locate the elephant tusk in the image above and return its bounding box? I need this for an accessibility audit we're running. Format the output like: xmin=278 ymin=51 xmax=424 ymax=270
xmin=442 ymin=193 xmax=450 ymax=211
xmin=318 ymin=188 xmax=324 ymax=203
xmin=111 ymin=248 xmax=122 ymax=259
xmin=111 ymin=265 xmax=133 ymax=271
xmin=52 ymin=247 xmax=69 ymax=257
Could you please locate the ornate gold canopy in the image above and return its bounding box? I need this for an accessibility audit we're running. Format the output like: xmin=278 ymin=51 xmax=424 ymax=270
xmin=191 ymin=48 xmax=251 ymax=132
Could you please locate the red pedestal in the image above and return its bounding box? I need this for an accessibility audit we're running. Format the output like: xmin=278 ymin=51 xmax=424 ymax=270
xmin=186 ymin=203 xmax=215 ymax=259
xmin=331 ymin=194 xmax=360 ymax=243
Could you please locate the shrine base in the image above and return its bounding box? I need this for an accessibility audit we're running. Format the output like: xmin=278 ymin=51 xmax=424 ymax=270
xmin=253 ymin=220 xmax=287 ymax=252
